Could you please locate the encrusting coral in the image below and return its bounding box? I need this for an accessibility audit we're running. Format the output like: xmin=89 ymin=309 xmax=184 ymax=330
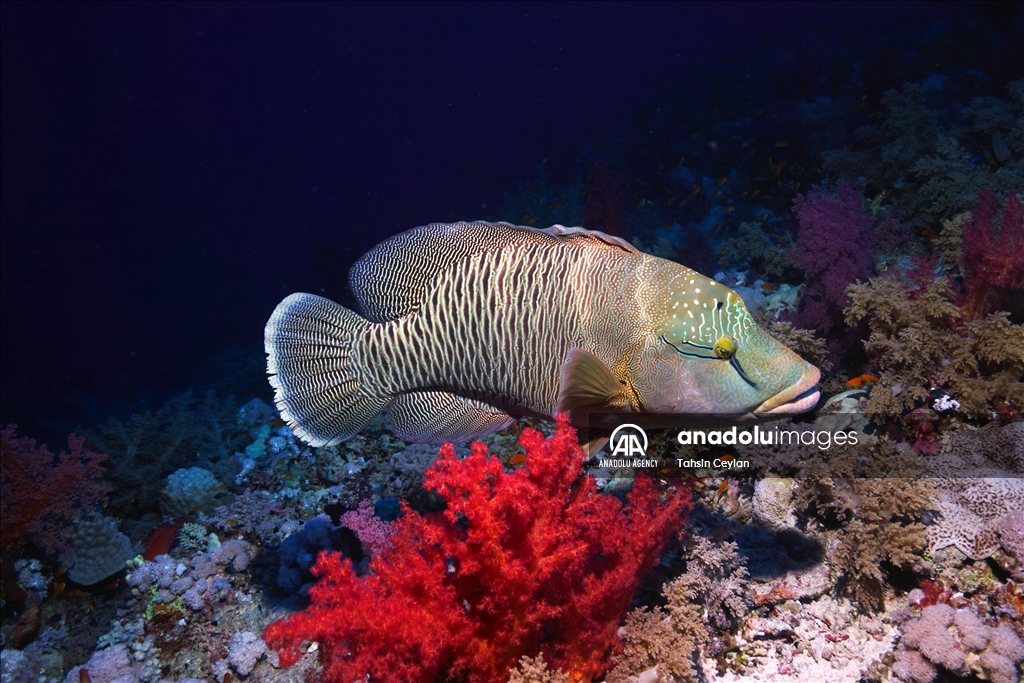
xmin=924 ymin=421 xmax=1024 ymax=561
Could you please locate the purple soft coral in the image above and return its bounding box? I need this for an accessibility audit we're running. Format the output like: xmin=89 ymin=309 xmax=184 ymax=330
xmin=790 ymin=183 xmax=876 ymax=360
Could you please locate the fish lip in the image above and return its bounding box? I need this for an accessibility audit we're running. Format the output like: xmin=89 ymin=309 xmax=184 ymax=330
xmin=755 ymin=366 xmax=822 ymax=416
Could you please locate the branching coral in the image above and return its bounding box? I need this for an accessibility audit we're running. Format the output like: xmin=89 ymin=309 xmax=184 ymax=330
xmin=606 ymin=535 xmax=749 ymax=682
xmin=821 ymin=78 xmax=1024 ymax=232
xmin=86 ymin=391 xmax=248 ymax=518
xmin=844 ymin=274 xmax=1024 ymax=419
xmin=715 ymin=221 xmax=794 ymax=278
xmin=264 ymin=415 xmax=691 ymax=683
xmin=794 ymin=474 xmax=931 ymax=613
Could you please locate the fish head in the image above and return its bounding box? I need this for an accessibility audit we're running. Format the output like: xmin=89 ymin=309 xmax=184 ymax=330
xmin=640 ymin=265 xmax=820 ymax=418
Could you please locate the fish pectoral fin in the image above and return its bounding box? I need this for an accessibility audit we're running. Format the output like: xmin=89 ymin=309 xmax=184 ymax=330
xmin=388 ymin=391 xmax=514 ymax=443
xmin=580 ymin=436 xmax=610 ymax=458
xmin=556 ymin=348 xmax=627 ymax=412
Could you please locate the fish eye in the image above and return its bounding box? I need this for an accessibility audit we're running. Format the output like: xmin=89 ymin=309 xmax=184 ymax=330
xmin=713 ymin=337 xmax=735 ymax=360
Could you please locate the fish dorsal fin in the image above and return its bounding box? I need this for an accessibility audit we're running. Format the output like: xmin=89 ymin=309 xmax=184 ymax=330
xmin=557 ymin=348 xmax=628 ymax=413
xmin=348 ymin=221 xmax=551 ymax=322
xmin=349 ymin=221 xmax=638 ymax=322
xmin=540 ymin=224 xmax=641 ymax=255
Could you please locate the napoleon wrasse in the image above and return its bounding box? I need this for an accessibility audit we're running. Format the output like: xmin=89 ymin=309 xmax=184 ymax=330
xmin=265 ymin=222 xmax=820 ymax=451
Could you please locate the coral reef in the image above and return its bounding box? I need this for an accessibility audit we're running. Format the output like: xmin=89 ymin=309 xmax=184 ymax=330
xmin=264 ymin=416 xmax=691 ymax=683
xmin=845 ymin=273 xmax=1024 ymax=418
xmin=893 ymin=604 xmax=1024 ymax=683
xmin=0 ymin=425 xmax=109 ymax=554
xmin=85 ymin=391 xmax=248 ymax=518
xmin=789 ymin=183 xmax=876 ymax=360
xmin=715 ymin=221 xmax=794 ymax=278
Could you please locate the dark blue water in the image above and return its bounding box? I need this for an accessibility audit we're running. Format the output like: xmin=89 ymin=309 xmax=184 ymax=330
xmin=3 ymin=1 xmax=1018 ymax=442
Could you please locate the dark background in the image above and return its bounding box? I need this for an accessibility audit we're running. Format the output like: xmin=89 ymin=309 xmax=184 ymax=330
xmin=0 ymin=1 xmax=972 ymax=441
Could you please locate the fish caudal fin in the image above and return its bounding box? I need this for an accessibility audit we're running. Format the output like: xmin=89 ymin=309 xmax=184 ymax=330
xmin=265 ymin=293 xmax=387 ymax=446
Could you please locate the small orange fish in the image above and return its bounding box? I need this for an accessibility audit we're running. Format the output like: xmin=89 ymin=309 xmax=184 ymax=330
xmin=268 ymin=418 xmax=286 ymax=427
xmin=774 ymin=140 xmax=790 ymax=148
xmin=509 ymin=453 xmax=527 ymax=466
xmin=690 ymin=185 xmax=702 ymax=196
xmin=760 ymin=283 xmax=779 ymax=292
xmin=716 ymin=176 xmax=729 ymax=186
xmin=725 ymin=205 xmax=735 ymax=212
xmin=846 ymin=373 xmax=879 ymax=388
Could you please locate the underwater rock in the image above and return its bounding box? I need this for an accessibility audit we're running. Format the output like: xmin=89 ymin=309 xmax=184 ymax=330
xmin=813 ymin=388 xmax=871 ymax=436
xmin=750 ymin=563 xmax=831 ymax=606
xmin=752 ymin=478 xmax=798 ymax=530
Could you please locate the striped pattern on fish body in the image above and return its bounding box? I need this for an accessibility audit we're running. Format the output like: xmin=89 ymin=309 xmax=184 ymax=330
xmin=265 ymin=221 xmax=821 ymax=447
xmin=372 ymin=240 xmax=657 ymax=414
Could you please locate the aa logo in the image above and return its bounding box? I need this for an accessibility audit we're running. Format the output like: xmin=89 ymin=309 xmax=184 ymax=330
xmin=609 ymin=424 xmax=648 ymax=457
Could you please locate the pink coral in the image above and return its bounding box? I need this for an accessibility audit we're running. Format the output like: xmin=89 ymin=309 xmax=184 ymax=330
xmin=961 ymin=190 xmax=1024 ymax=320
xmin=789 ymin=183 xmax=876 ymax=359
xmin=264 ymin=415 xmax=692 ymax=683
xmin=1 ymin=425 xmax=110 ymax=554
xmin=340 ymin=499 xmax=394 ymax=556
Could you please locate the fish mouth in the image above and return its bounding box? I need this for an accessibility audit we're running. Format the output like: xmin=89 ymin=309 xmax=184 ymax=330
xmin=755 ymin=366 xmax=821 ymax=416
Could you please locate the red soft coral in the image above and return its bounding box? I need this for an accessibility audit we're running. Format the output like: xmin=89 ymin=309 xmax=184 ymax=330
xmin=960 ymin=190 xmax=1024 ymax=320
xmin=264 ymin=415 xmax=691 ymax=683
xmin=0 ymin=425 xmax=110 ymax=554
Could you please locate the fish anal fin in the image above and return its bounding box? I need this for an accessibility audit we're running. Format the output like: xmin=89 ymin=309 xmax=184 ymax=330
xmin=389 ymin=391 xmax=514 ymax=443
xmin=557 ymin=348 xmax=627 ymax=413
